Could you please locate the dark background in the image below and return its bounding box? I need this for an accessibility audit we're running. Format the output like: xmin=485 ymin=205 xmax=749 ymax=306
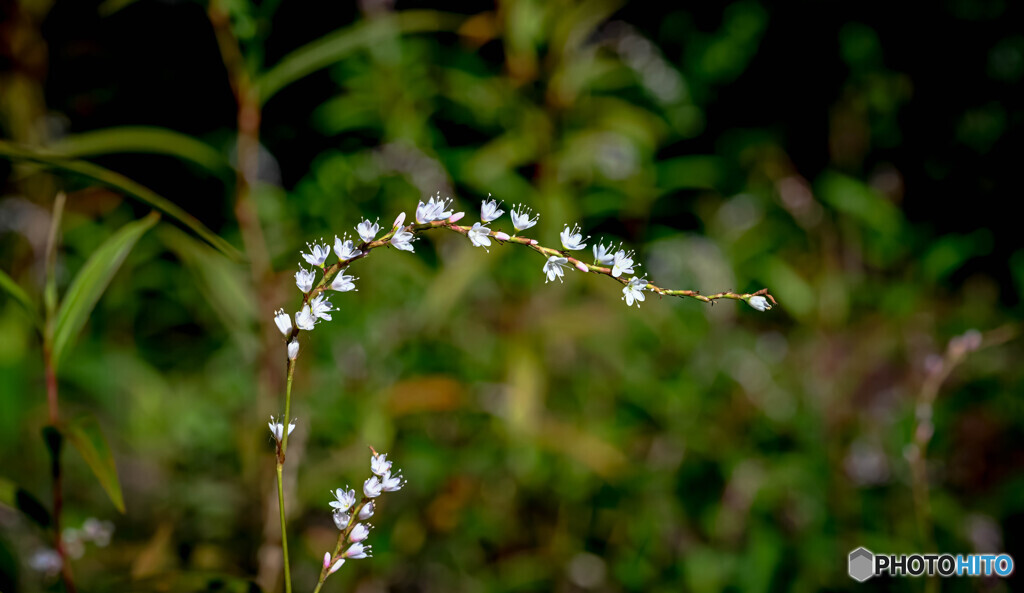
xmin=1 ymin=0 xmax=1022 ymax=591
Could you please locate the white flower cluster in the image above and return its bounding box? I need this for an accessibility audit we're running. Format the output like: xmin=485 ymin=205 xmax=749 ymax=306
xmin=543 ymin=233 xmax=646 ymax=307
xmin=273 ymin=192 xmax=770 ymax=350
xmin=466 ymin=195 xmax=511 ymax=253
xmin=321 ymin=451 xmax=406 ymax=579
xmin=39 ymin=517 xmax=117 ymax=569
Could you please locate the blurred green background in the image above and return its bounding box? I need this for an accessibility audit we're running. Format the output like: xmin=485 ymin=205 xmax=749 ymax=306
xmin=1 ymin=0 xmax=1023 ymax=591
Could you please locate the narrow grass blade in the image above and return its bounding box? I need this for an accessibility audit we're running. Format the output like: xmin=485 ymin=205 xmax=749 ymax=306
xmin=50 ymin=212 xmax=158 ymax=369
xmin=0 ymin=140 xmax=241 ymax=261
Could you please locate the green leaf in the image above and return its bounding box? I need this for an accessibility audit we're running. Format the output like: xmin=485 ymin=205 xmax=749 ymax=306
xmin=0 ymin=140 xmax=242 ymax=261
xmin=0 ymin=477 xmax=52 ymax=528
xmin=50 ymin=212 xmax=159 ymax=369
xmin=0 ymin=268 xmax=41 ymax=330
xmin=159 ymin=226 xmax=258 ymax=354
xmin=256 ymin=10 xmax=464 ymax=105
xmin=59 ymin=415 xmax=125 ymax=513
xmin=49 ymin=126 xmax=232 ymax=178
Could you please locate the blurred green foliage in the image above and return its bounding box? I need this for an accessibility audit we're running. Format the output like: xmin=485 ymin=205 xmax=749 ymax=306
xmin=1 ymin=1 xmax=1023 ymax=592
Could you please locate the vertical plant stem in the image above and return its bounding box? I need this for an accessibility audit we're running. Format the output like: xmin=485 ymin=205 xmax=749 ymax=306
xmin=275 ymin=463 xmax=290 ymax=593
xmin=44 ymin=346 xmax=76 ymax=593
xmin=276 ymin=358 xmax=296 ymax=593
xmin=208 ymin=6 xmax=293 ymax=590
xmin=42 ymin=193 xmax=75 ymax=593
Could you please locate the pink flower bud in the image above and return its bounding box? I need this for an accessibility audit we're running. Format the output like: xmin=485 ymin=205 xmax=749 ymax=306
xmin=329 ymin=558 xmax=345 ymax=574
xmin=494 ymin=231 xmax=510 ymax=241
xmin=530 ymin=239 xmax=539 ymax=245
xmin=575 ymin=260 xmax=589 ymax=272
xmin=393 ymin=212 xmax=406 ymax=228
xmin=449 ymin=212 xmax=465 ymax=223
xmin=323 ymin=552 xmax=331 ymax=569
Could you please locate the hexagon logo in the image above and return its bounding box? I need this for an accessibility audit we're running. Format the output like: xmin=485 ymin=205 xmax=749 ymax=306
xmin=848 ymin=547 xmax=874 ymax=582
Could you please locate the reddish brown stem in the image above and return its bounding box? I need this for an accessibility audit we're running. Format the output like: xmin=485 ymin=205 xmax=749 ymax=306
xmin=44 ymin=346 xmax=76 ymax=593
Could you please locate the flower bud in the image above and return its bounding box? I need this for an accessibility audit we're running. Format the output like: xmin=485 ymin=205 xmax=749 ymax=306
xmin=449 ymin=212 xmax=465 ymax=223
xmin=329 ymin=558 xmax=345 ymax=574
xmin=393 ymin=212 xmax=406 ymax=228
xmin=363 ymin=476 xmax=383 ymax=498
xmin=287 ymin=340 xmax=299 ymax=360
xmin=358 ymin=501 xmax=375 ymax=520
xmin=747 ymin=295 xmax=771 ymax=312
xmin=349 ymin=522 xmax=370 ymax=542
xmin=343 ymin=542 xmax=370 ymax=559
xmin=323 ymin=552 xmax=332 ymax=569
xmin=273 ymin=309 xmax=292 ymax=336
xmin=495 ymin=231 xmax=510 ymax=241
xmin=574 ymin=260 xmax=588 ymax=272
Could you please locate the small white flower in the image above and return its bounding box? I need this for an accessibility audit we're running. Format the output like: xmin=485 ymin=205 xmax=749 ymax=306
xmin=268 ymin=416 xmax=297 ymax=441
xmin=273 ymin=309 xmax=292 ymax=336
xmin=543 ymin=256 xmax=569 ymax=283
xmin=343 ymin=542 xmax=371 ymax=559
xmin=510 ymin=204 xmax=539 ymax=231
xmin=468 ymin=222 xmax=492 ymax=250
xmin=82 ymin=518 xmax=114 ymax=547
xmin=622 ymin=276 xmax=647 ymax=308
xmin=560 ymin=224 xmax=588 ymax=251
xmin=333 ymin=235 xmax=362 ymax=261
xmin=332 ymin=510 xmax=350 ymax=530
xmin=331 ymin=273 xmax=358 ymax=292
xmin=63 ymin=532 xmax=84 ymax=559
xmin=356 ymin=219 xmax=380 ymax=243
xmin=390 ymin=224 xmax=416 ymax=252
xmin=302 ymin=241 xmax=331 ymax=267
xmin=29 ymin=549 xmax=62 ymax=576
xmin=593 ymin=242 xmax=615 ymax=265
xmin=330 ymin=488 xmax=357 ymax=512
xmin=611 ymin=250 xmax=635 ymax=278
xmin=295 ymin=305 xmax=317 ymax=330
xmin=371 ymin=453 xmax=392 ymax=476
xmin=349 ymin=523 xmax=370 ymax=542
xmin=295 ymin=267 xmax=316 ymax=293
xmin=287 ymin=340 xmax=299 ymax=360
xmin=416 ymin=193 xmax=454 ymax=223
xmin=328 ymin=558 xmax=345 ymax=574
xmin=415 ymin=200 xmax=434 ymax=224
xmin=480 ymin=195 xmax=504 ymax=223
xmin=747 ymin=295 xmax=772 ymax=311
xmin=363 ymin=476 xmax=383 ymax=498
xmin=381 ymin=470 xmax=405 ymax=492
xmin=358 ymin=501 xmax=375 ymax=520
xmin=310 ymin=294 xmax=333 ymax=321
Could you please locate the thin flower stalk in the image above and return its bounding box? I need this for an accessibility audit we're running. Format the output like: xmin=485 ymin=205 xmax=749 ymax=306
xmin=280 ymin=213 xmax=775 ymax=346
xmin=271 ymin=195 xmax=775 ymax=593
xmin=312 ymin=449 xmax=404 ymax=593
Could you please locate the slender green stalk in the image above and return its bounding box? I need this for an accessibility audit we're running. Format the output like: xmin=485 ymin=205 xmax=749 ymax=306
xmin=276 ymin=358 xmax=296 ymax=593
